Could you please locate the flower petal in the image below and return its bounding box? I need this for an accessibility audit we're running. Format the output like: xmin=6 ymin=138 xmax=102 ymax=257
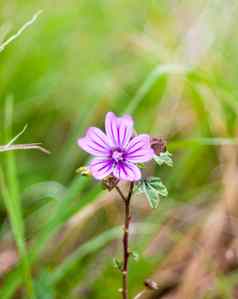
xmin=78 ymin=127 xmax=111 ymax=157
xmin=113 ymin=161 xmax=141 ymax=181
xmin=126 ymin=134 xmax=154 ymax=163
xmin=105 ymin=112 xmax=133 ymax=148
xmin=89 ymin=158 xmax=114 ymax=180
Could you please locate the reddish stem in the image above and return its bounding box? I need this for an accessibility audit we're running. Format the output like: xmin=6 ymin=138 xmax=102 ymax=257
xmin=116 ymin=183 xmax=134 ymax=299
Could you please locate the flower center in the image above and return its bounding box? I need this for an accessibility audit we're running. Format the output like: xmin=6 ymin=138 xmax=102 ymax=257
xmin=112 ymin=150 xmax=124 ymax=162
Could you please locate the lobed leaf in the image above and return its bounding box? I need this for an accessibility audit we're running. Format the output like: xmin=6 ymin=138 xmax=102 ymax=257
xmin=135 ymin=177 xmax=168 ymax=209
xmin=153 ymin=151 xmax=173 ymax=167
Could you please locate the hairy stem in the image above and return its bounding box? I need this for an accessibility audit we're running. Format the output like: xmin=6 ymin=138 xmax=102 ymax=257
xmin=116 ymin=182 xmax=134 ymax=299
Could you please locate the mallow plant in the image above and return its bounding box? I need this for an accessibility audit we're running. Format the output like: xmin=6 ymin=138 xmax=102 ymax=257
xmin=77 ymin=112 xmax=172 ymax=299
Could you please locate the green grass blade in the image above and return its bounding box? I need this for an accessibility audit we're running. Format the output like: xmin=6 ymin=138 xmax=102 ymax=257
xmin=125 ymin=64 xmax=191 ymax=115
xmin=0 ymin=168 xmax=35 ymax=299
xmin=0 ymin=176 xmax=99 ymax=298
xmin=1 ymin=98 xmax=36 ymax=299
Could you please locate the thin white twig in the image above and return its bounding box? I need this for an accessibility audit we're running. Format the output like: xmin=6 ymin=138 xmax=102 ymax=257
xmin=134 ymin=291 xmax=145 ymax=299
xmin=5 ymin=124 xmax=28 ymax=147
xmin=0 ymin=144 xmax=50 ymax=154
xmin=0 ymin=10 xmax=43 ymax=53
xmin=0 ymin=125 xmax=50 ymax=154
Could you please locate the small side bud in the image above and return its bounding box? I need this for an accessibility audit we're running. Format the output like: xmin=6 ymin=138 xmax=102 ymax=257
xmin=144 ymin=279 xmax=159 ymax=290
xmin=150 ymin=137 xmax=167 ymax=155
xmin=113 ymin=258 xmax=123 ymax=272
xmin=130 ymin=251 xmax=139 ymax=261
xmin=76 ymin=166 xmax=91 ymax=176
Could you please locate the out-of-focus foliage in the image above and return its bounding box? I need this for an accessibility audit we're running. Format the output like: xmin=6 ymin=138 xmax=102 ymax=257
xmin=1 ymin=0 xmax=238 ymax=298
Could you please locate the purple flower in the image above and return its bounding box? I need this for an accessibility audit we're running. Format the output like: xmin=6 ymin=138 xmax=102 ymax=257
xmin=77 ymin=112 xmax=154 ymax=181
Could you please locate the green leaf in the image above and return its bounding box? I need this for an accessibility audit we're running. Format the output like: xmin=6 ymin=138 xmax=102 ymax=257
xmin=153 ymin=151 xmax=173 ymax=167
xmin=142 ymin=182 xmax=160 ymax=208
xmin=131 ymin=251 xmax=139 ymax=261
xmin=134 ymin=177 xmax=168 ymax=209
xmin=133 ymin=181 xmax=144 ymax=193
xmin=113 ymin=258 xmax=123 ymax=271
xmin=148 ymin=177 xmax=168 ymax=197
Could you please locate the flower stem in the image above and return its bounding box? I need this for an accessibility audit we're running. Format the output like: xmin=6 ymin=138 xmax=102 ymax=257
xmin=116 ymin=182 xmax=134 ymax=299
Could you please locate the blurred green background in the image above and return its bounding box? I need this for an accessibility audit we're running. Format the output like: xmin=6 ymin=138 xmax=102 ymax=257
xmin=1 ymin=1 xmax=238 ymax=298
